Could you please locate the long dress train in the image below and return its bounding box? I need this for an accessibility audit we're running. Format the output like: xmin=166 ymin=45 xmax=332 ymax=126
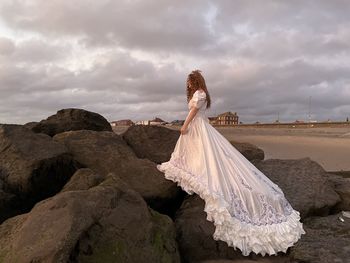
xmin=156 ymin=90 xmax=306 ymax=257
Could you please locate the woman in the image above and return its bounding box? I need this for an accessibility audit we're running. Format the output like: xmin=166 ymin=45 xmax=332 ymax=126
xmin=156 ymin=69 xmax=306 ymax=257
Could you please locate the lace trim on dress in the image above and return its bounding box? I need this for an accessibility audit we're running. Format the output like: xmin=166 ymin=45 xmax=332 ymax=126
xmin=157 ymin=158 xmax=306 ymax=257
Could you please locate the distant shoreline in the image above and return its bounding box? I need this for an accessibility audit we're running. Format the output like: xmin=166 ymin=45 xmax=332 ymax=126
xmin=214 ymin=121 xmax=350 ymax=129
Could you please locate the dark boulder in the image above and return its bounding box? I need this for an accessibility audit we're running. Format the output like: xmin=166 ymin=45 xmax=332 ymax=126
xmin=199 ymin=260 xmax=288 ymax=263
xmin=174 ymin=194 xmax=243 ymax=262
xmin=61 ymin=168 xmax=104 ymax=192
xmin=0 ymin=183 xmax=18 ymax=222
xmin=53 ymin=130 xmax=182 ymax=216
xmin=0 ymin=173 xmax=181 ymax=263
xmin=290 ymin=212 xmax=350 ymax=262
xmin=325 ymin=173 xmax=350 ymax=212
xmin=174 ymin=195 xmax=289 ymax=262
xmin=254 ymin=157 xmax=341 ymax=218
xmin=30 ymin=108 xmax=112 ymax=136
xmin=229 ymin=141 xmax=265 ymax=161
xmin=0 ymin=124 xmax=78 ymax=222
xmin=328 ymin=170 xmax=350 ymax=178
xmin=122 ymin=125 xmax=180 ymax=164
xmin=23 ymin=121 xmax=38 ymax=130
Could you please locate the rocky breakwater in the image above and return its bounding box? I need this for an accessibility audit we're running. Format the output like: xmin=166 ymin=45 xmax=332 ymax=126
xmin=0 ymin=108 xmax=349 ymax=263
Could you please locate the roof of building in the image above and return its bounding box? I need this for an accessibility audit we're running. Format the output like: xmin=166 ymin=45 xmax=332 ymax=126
xmin=110 ymin=119 xmax=133 ymax=123
xmin=150 ymin=117 xmax=165 ymax=122
xmin=217 ymin=111 xmax=238 ymax=117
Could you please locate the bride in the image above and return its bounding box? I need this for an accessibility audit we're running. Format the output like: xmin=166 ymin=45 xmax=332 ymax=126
xmin=157 ymin=69 xmax=306 ymax=257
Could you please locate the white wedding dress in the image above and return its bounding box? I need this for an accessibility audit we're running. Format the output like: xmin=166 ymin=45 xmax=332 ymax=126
xmin=156 ymin=90 xmax=306 ymax=257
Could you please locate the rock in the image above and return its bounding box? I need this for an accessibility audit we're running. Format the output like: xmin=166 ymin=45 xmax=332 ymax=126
xmin=229 ymin=141 xmax=265 ymax=161
xmin=0 ymin=178 xmax=20 ymax=222
xmin=61 ymin=168 xmax=104 ymax=192
xmin=0 ymin=124 xmax=78 ymax=223
xmin=122 ymin=125 xmax=180 ymax=164
xmin=0 ymin=186 xmax=18 ymax=223
xmin=290 ymin=212 xmax=350 ymax=262
xmin=328 ymin=170 xmax=350 ymax=178
xmin=30 ymin=108 xmax=112 ymax=136
xmin=254 ymin=158 xmax=341 ymax=218
xmin=175 ymin=195 xmax=292 ymax=262
xmin=0 ymin=189 xmax=15 ymax=209
xmin=325 ymin=173 xmax=350 ymax=212
xmin=0 ymin=173 xmax=181 ymax=263
xmin=53 ymin=130 xmax=182 ymax=216
xmin=175 ymin=195 xmax=283 ymax=262
xmin=23 ymin=121 xmax=38 ymax=130
xmin=199 ymin=259 xmax=289 ymax=263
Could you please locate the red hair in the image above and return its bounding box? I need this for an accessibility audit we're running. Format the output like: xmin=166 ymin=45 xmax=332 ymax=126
xmin=186 ymin=69 xmax=211 ymax=109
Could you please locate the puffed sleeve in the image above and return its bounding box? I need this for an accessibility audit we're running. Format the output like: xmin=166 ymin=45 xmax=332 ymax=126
xmin=191 ymin=90 xmax=207 ymax=109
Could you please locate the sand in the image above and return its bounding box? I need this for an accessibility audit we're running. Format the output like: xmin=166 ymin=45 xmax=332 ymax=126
xmin=113 ymin=125 xmax=350 ymax=172
xmin=216 ymin=127 xmax=350 ymax=172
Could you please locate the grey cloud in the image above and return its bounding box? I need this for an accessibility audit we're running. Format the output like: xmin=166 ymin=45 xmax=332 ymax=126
xmin=0 ymin=0 xmax=214 ymax=53
xmin=200 ymin=59 xmax=350 ymax=122
xmin=0 ymin=37 xmax=15 ymax=55
xmin=0 ymin=46 xmax=190 ymax=123
xmin=0 ymin=0 xmax=349 ymax=124
xmin=12 ymin=38 xmax=70 ymax=63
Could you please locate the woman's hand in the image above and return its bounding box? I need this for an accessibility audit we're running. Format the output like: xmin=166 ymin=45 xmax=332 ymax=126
xmin=181 ymin=107 xmax=198 ymax=135
xmin=180 ymin=125 xmax=188 ymax=135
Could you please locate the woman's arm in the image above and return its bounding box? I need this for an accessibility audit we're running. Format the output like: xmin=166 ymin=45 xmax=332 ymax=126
xmin=181 ymin=107 xmax=199 ymax=134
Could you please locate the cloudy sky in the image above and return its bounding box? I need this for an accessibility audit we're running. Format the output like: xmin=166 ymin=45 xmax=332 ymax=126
xmin=0 ymin=0 xmax=349 ymax=124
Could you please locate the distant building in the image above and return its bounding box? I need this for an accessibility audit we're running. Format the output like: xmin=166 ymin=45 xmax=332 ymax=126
xmin=110 ymin=119 xmax=134 ymax=126
xmin=150 ymin=117 xmax=166 ymax=125
xmin=216 ymin=111 xmax=239 ymax=125
xmin=208 ymin=116 xmax=218 ymax=125
xmin=135 ymin=120 xmax=150 ymax=125
xmin=135 ymin=117 xmax=167 ymax=126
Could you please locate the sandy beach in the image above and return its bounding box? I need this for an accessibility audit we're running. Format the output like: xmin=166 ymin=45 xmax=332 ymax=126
xmin=114 ymin=125 xmax=350 ymax=172
xmin=216 ymin=127 xmax=350 ymax=172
